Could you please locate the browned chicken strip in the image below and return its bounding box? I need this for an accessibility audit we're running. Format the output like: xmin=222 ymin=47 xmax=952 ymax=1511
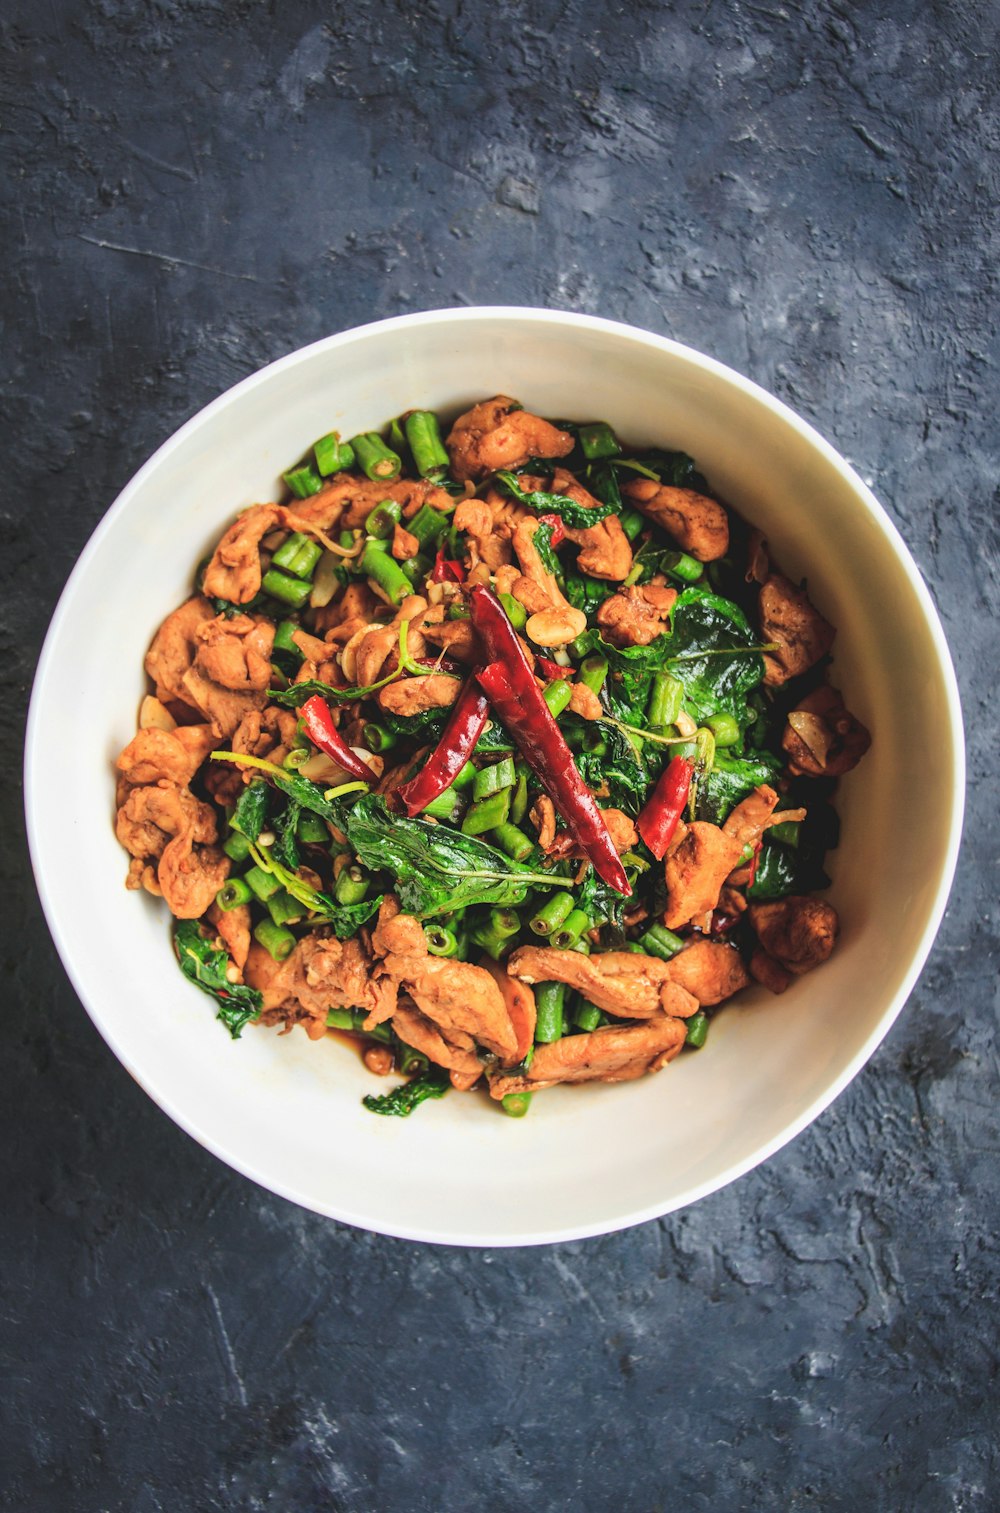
xmin=446 ymin=396 xmax=574 ymax=482
xmin=489 ymin=1013 xmax=690 ymax=1095
xmin=622 ymin=478 xmax=729 ymax=561
xmin=759 ymin=573 xmax=835 ymax=685
xmin=507 ymin=946 xmax=699 ymax=1020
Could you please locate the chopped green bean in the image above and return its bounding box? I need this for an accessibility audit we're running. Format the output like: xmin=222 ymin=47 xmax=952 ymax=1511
xmin=244 ymin=865 xmax=281 ymax=903
xmin=648 ymin=671 xmax=684 ymax=729
xmin=501 ymin=1092 xmax=532 ymax=1118
xmin=639 ymin=924 xmax=685 ymax=961
xmin=705 ymin=712 xmax=740 ymax=747
xmin=530 ymin=891 xmax=575 ymax=937
xmin=365 ymin=498 xmax=403 ymax=539
xmin=618 ymin=507 xmax=646 ymax=542
xmin=313 ymin=432 xmax=354 ymax=477
xmin=272 ymin=619 xmax=304 ymax=660
xmin=541 ymin=680 xmax=572 ymax=719
xmin=579 ymin=655 xmax=608 ymax=695
xmin=572 ymin=1000 xmax=603 ymax=1031
xmin=489 ymin=907 xmax=520 ymax=939
xmin=473 ymin=756 xmax=516 ymax=800
xmin=222 ymin=831 xmax=253 ymax=863
xmin=534 ymin=982 xmax=565 ymax=1043
xmin=552 ymin=908 xmax=591 ymax=950
xmin=685 ymin=1012 xmax=709 ymax=1048
xmin=663 ymin=550 xmax=703 ymax=583
xmin=451 ymin=760 xmax=477 ymax=791
xmin=579 ymin=421 xmax=622 ymax=460
xmin=267 ymin=888 xmax=304 ymax=927
xmin=408 ymin=502 xmax=449 ymax=549
xmin=283 ymin=464 xmax=324 ymax=499
xmin=253 ymin=918 xmax=296 ymax=962
xmin=498 ymin=592 xmax=527 ymax=630
xmin=491 ymin=821 xmax=534 ymax=862
xmin=423 ymin=788 xmax=464 ymax=822
xmin=351 ymin=432 xmax=402 ymax=482
xmin=462 ymin=788 xmax=511 ymax=835
xmin=397 ymin=1043 xmax=431 ymax=1076
xmin=405 ymin=410 xmax=450 ymax=481
xmin=362 ymin=722 xmax=397 ymax=754
xmin=262 ymin=568 xmax=312 ymax=609
xmin=216 ymin=878 xmax=252 ymax=911
xmin=296 ymin=812 xmax=329 ymax=845
xmin=509 ymin=769 xmax=529 ymax=824
xmin=361 ymin=541 xmax=412 ymax=605
xmin=424 ymin=923 xmax=459 ymax=957
xmin=335 ymin=865 xmax=369 ymax=905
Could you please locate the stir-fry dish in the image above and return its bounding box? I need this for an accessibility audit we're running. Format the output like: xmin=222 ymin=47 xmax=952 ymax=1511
xmin=113 ymin=396 xmax=871 ymax=1118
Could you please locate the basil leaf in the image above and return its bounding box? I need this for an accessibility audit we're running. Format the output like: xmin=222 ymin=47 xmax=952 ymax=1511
xmin=173 ymin=920 xmax=262 ymax=1040
xmin=494 ymin=471 xmax=615 ymax=528
xmin=270 ymin=800 xmax=301 ymax=871
xmin=665 ymin=588 xmax=765 ymax=724
xmin=697 ymin=751 xmax=783 ymax=826
xmin=363 ymin=1070 xmax=449 ymax=1117
xmin=574 ymin=720 xmax=648 ymax=815
xmin=345 ymin=794 xmax=561 ymax=919
xmin=231 ymin=780 xmax=270 ymax=842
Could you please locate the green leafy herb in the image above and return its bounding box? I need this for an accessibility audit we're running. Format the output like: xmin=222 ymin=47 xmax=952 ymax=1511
xmin=565 ymin=571 xmax=613 ymax=616
xmin=247 ymin=841 xmax=382 ymax=938
xmin=212 ymin=751 xmax=352 ymax=823
xmin=231 ymin=780 xmax=270 ymax=842
xmin=576 ymin=869 xmax=628 ymax=931
xmin=270 ymin=800 xmax=302 ymax=870
xmin=666 ymin=588 xmax=766 ymax=724
xmin=494 ymin=470 xmax=615 ymax=528
xmin=533 ymin=520 xmax=561 ymax=576
xmin=363 ymin=1070 xmax=450 ymax=1117
xmin=574 ymin=720 xmax=648 ymax=815
xmin=173 ymin=920 xmax=262 ymax=1039
xmin=345 ymin=794 xmax=563 ymax=918
xmin=614 ymin=449 xmax=705 ymax=490
xmin=697 ymin=751 xmax=783 ymax=826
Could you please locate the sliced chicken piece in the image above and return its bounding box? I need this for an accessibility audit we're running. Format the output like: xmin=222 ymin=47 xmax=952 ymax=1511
xmin=479 ymin=958 xmax=537 ymax=1064
xmin=202 ymin=503 xmax=282 ymax=604
xmin=507 ymin=946 xmax=698 ymax=1020
xmin=663 ymin=822 xmax=745 ymax=930
xmin=748 ymin=948 xmax=794 ymax=995
xmin=548 ymin=468 xmax=633 ymax=582
xmin=178 ymin=612 xmax=275 ymax=739
xmin=391 ymin=999 xmax=484 ymax=1087
xmin=546 ymin=807 xmax=637 ymax=860
xmin=510 ymin=515 xmax=571 ymax=615
xmin=747 ymin=897 xmax=839 ymax=976
xmin=781 ymin=684 xmax=872 ymax=777
xmin=446 ymin=396 xmax=574 ymax=483
xmin=337 ymin=476 xmax=456 ymax=530
xmin=568 ymin=681 xmax=603 ymax=720
xmin=664 ymin=938 xmax=751 ymax=1005
xmin=158 ymin=838 xmax=230 ymax=920
xmin=246 ymin=933 xmax=396 ymax=1039
xmin=116 ymin=724 xmax=218 ymax=790
xmin=115 ymin=782 xmax=216 ymax=866
xmin=379 ymin=952 xmax=519 ymax=1061
xmin=421 ymin=619 xmax=478 ymax=663
xmin=377 ymin=674 xmax=461 ymax=716
xmin=453 ymin=497 xmax=517 ymax=570
xmin=758 ymin=573 xmax=835 ymax=686
xmin=144 ymin=595 xmax=216 ymax=706
xmin=596 ymin=583 xmax=677 ymax=647
xmin=622 ymin=478 xmax=729 ymax=562
xmin=489 ymin=1013 xmax=690 ymax=1095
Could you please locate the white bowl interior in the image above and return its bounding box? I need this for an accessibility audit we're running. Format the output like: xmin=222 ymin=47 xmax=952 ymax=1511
xmin=26 ymin=310 xmax=963 ymax=1244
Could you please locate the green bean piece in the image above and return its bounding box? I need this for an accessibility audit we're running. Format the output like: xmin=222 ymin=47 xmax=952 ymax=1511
xmin=398 ymin=1044 xmax=430 ymax=1076
xmin=424 ymin=923 xmax=459 ymax=957
xmin=283 ymin=464 xmax=324 ymax=499
xmin=222 ymin=831 xmax=253 ymax=863
xmin=313 ymin=432 xmax=354 ymax=477
xmin=509 ymin=770 xmax=529 ymax=824
xmin=671 ymin=738 xmax=698 ymax=762
xmin=350 ymin=431 xmax=402 ymax=482
xmin=618 ymin=507 xmax=646 ymax=542
xmin=335 ymin=865 xmax=369 ymax=905
xmin=462 ymin=788 xmax=511 ymax=835
xmin=639 ymin=924 xmax=685 ymax=961
xmin=685 ymin=1012 xmax=709 ymax=1048
xmin=401 ymin=553 xmax=433 ymax=588
xmin=325 ymin=1008 xmax=355 ymax=1029
xmin=498 ymin=592 xmax=527 ymax=631
xmin=530 ymin=891 xmax=575 ymax=937
xmin=451 ymin=760 xmax=477 ymax=791
xmin=267 ymin=888 xmax=304 ymax=927
xmin=534 ymin=982 xmax=565 ymax=1043
xmin=579 ymin=420 xmax=622 ymax=460
xmin=287 ymin=538 xmax=322 ymax=580
xmin=216 ymin=878 xmax=253 ymax=911
xmin=469 ymin=920 xmax=513 ymax=960
xmin=405 ymin=410 xmax=450 ymax=481
xmin=272 ymin=532 xmax=310 ymax=572
xmin=694 ymin=726 xmax=716 ymax=776
xmin=261 ymin=568 xmax=312 ymax=609
xmin=253 ymin=918 xmax=296 ymax=962
xmin=501 ymin=1092 xmax=533 ymax=1119
xmin=705 ymin=712 xmax=740 ymax=747
xmin=579 ymin=655 xmax=608 ymax=695
xmin=473 ymin=756 xmax=516 ymax=800
xmin=272 ymin=619 xmax=304 ymax=660
xmin=408 ymin=502 xmax=449 ymax=548
xmin=491 ymin=822 xmax=534 ymax=862
xmin=648 ymin=671 xmax=684 ymax=729
xmin=339 ymin=529 xmax=357 ymax=551
xmin=541 ymin=679 xmax=573 ymax=719
xmin=489 ymin=907 xmax=520 ymax=939
xmin=769 ymin=820 xmax=801 ymax=847
xmin=663 ymin=550 xmax=704 ymax=583
xmin=282 ymin=746 xmax=310 ymax=771
xmin=297 ymin=811 xmax=329 ymax=845
xmin=365 ymin=498 xmax=403 ymax=540
xmin=361 ymin=541 xmax=412 ymax=605
xmin=362 ymin=722 xmax=397 ymax=754
xmin=447 ymin=600 xmax=470 ymax=621
xmin=573 ymin=1000 xmax=603 ymax=1032
xmin=423 ymin=787 xmax=464 ymax=823
xmin=244 ymin=865 xmax=282 ymax=903
xmin=568 ymin=632 xmax=593 ymax=660
xmin=551 ymin=908 xmax=591 ymax=950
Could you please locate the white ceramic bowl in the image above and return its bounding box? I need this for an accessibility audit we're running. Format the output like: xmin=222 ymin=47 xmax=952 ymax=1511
xmin=25 ymin=308 xmax=964 ymax=1245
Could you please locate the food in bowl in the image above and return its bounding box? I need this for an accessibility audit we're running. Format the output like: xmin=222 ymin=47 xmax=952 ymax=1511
xmin=112 ymin=394 xmax=871 ymax=1119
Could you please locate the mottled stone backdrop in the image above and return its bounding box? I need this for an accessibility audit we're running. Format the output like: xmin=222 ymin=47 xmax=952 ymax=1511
xmin=4 ymin=2 xmax=998 ymax=1509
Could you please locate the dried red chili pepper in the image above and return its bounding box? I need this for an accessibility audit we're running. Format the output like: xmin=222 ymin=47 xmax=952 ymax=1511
xmin=396 ymin=676 xmax=490 ymax=817
xmin=469 ymin=587 xmax=630 ymax=895
xmin=299 ymin=694 xmax=377 ymax=785
xmin=535 ymin=656 xmax=574 ymax=681
xmin=537 ymin=512 xmax=566 ymax=548
xmin=746 ymin=841 xmax=762 ymax=889
xmin=636 ymin=756 xmax=694 ymax=860
xmin=432 ymin=548 xmax=465 ymax=583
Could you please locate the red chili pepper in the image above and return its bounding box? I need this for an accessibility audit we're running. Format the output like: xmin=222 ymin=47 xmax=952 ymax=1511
xmin=535 ymin=656 xmax=574 ymax=681
xmin=537 ymin=512 xmax=566 ymax=548
xmin=746 ymin=841 xmax=762 ymax=889
xmin=299 ymin=694 xmax=376 ymax=785
xmin=397 ymin=676 xmax=489 ymax=816
xmin=636 ymin=756 xmax=694 ymax=860
xmin=432 ymin=548 xmax=465 ymax=583
xmin=469 ymin=587 xmax=630 ymax=895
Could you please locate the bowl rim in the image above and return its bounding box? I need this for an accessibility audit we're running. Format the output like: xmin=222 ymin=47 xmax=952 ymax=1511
xmin=24 ymin=305 xmax=966 ymax=1246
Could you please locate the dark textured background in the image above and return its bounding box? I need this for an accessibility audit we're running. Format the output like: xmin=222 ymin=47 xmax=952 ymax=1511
xmin=4 ymin=2 xmax=998 ymax=1509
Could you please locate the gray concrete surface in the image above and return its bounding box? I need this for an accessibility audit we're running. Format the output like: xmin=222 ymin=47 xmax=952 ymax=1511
xmin=3 ymin=2 xmax=998 ymax=1508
